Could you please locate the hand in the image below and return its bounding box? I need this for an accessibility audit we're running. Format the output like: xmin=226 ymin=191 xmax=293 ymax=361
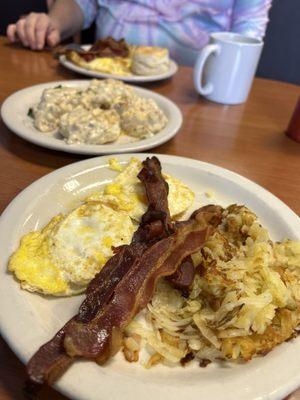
xmin=7 ymin=13 xmax=61 ymax=50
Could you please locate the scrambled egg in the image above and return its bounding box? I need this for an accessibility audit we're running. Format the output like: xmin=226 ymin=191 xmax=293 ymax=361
xmin=67 ymin=51 xmax=132 ymax=76
xmin=9 ymin=158 xmax=194 ymax=296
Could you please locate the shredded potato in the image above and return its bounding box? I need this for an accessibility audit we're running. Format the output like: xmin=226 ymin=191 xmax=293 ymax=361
xmin=126 ymin=205 xmax=300 ymax=366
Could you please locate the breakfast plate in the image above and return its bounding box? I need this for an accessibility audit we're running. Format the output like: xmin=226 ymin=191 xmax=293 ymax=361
xmin=1 ymin=80 xmax=182 ymax=155
xmin=0 ymin=154 xmax=300 ymax=400
xmin=60 ymin=54 xmax=178 ymax=83
xmin=59 ymin=45 xmax=178 ymax=83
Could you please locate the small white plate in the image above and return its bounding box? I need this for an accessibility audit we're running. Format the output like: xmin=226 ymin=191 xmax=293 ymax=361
xmin=59 ymin=46 xmax=178 ymax=83
xmin=1 ymin=80 xmax=182 ymax=155
xmin=0 ymin=154 xmax=300 ymax=400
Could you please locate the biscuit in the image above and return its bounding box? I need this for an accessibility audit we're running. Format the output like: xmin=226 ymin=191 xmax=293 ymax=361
xmin=131 ymin=46 xmax=170 ymax=76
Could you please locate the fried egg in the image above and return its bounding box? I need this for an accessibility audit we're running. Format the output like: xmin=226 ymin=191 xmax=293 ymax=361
xmin=9 ymin=158 xmax=194 ymax=297
xmin=87 ymin=158 xmax=195 ymax=221
xmin=9 ymin=203 xmax=135 ymax=296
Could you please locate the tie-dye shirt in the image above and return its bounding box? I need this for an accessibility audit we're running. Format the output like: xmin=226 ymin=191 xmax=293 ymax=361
xmin=75 ymin=0 xmax=272 ymax=65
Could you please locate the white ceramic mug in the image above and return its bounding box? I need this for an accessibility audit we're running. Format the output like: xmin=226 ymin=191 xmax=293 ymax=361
xmin=193 ymin=32 xmax=264 ymax=105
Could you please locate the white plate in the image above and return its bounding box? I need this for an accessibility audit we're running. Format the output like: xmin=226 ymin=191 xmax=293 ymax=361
xmin=59 ymin=46 xmax=178 ymax=83
xmin=1 ymin=81 xmax=182 ymax=155
xmin=0 ymin=154 xmax=300 ymax=400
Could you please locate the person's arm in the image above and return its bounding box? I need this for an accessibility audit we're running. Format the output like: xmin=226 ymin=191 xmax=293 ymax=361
xmin=231 ymin=0 xmax=272 ymax=39
xmin=6 ymin=0 xmax=87 ymax=50
xmin=49 ymin=0 xmax=84 ymax=40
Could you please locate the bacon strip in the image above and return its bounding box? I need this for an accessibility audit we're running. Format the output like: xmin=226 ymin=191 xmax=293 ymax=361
xmin=69 ymin=37 xmax=130 ymax=62
xmin=63 ymin=218 xmax=215 ymax=361
xmin=168 ymin=205 xmax=224 ymax=293
xmin=167 ymin=256 xmax=195 ymax=296
xmin=80 ymin=157 xmax=172 ymax=323
xmin=137 ymin=157 xmax=172 ymax=233
xmin=26 ymin=157 xmax=223 ymax=391
xmin=26 ymin=157 xmax=173 ymax=387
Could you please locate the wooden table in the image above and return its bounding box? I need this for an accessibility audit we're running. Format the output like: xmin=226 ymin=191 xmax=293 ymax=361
xmin=0 ymin=36 xmax=299 ymax=400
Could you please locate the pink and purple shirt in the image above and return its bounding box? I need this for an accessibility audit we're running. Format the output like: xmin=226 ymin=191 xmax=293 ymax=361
xmin=75 ymin=0 xmax=272 ymax=65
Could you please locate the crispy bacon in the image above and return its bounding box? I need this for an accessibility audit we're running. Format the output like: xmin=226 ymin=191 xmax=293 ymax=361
xmin=26 ymin=157 xmax=223 ymax=391
xmin=26 ymin=157 xmax=172 ymax=387
xmin=137 ymin=157 xmax=173 ymax=234
xmin=167 ymin=256 xmax=195 ymax=296
xmin=168 ymin=205 xmax=223 ymax=294
xmin=63 ymin=218 xmax=215 ymax=361
xmin=70 ymin=37 xmax=130 ymax=62
xmin=80 ymin=156 xmax=172 ymax=322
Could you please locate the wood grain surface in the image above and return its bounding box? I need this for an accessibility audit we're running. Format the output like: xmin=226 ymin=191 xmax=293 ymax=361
xmin=0 ymin=36 xmax=299 ymax=400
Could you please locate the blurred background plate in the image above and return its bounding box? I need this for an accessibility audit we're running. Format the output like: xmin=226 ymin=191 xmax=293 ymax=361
xmin=59 ymin=44 xmax=178 ymax=83
xmin=1 ymin=80 xmax=182 ymax=155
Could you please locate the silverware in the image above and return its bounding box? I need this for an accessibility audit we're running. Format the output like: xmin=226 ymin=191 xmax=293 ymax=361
xmin=51 ymin=43 xmax=84 ymax=59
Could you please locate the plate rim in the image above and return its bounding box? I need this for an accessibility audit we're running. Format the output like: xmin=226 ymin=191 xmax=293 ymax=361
xmin=0 ymin=153 xmax=300 ymax=400
xmin=0 ymin=80 xmax=182 ymax=155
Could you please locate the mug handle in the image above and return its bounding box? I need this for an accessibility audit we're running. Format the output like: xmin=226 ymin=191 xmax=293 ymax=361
xmin=193 ymin=44 xmax=220 ymax=96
